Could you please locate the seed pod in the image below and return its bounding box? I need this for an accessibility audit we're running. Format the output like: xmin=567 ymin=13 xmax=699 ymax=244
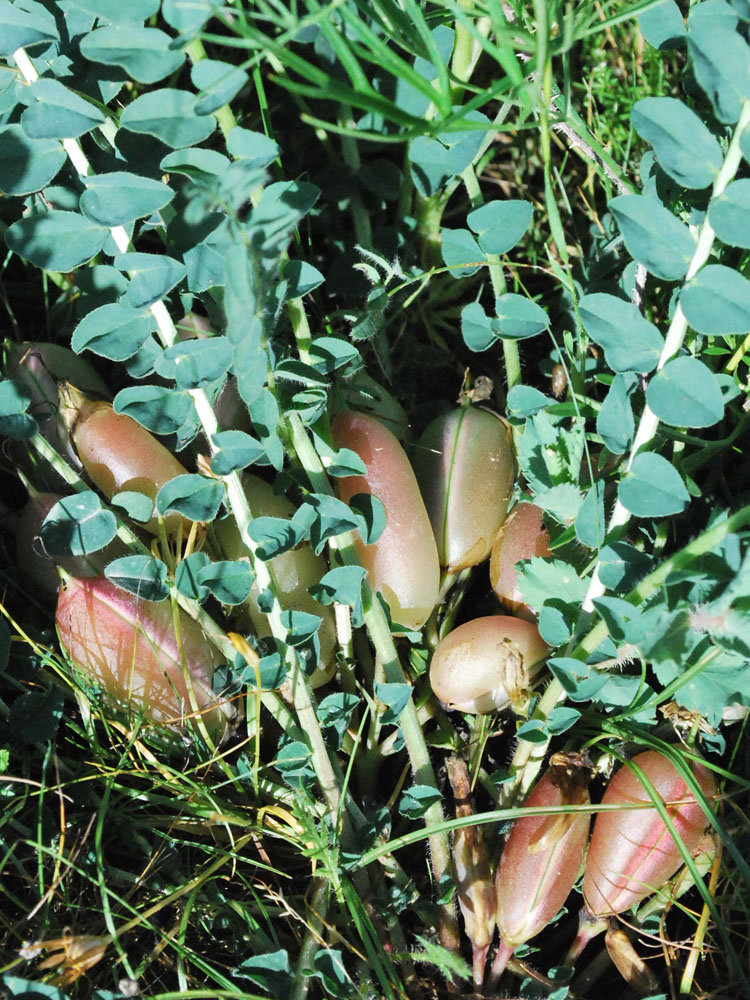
xmin=340 ymin=371 xmax=408 ymax=441
xmin=331 ymin=410 xmax=440 ymax=630
xmin=550 ymin=363 xmax=568 ymax=399
xmin=604 ymin=928 xmax=659 ymax=994
xmin=429 ymin=615 xmax=547 ymax=714
xmin=490 ymin=753 xmax=591 ymax=984
xmin=214 ymin=474 xmax=336 ymax=687
xmin=490 ymin=502 xmax=550 ymax=620
xmin=413 ymin=407 xmax=515 ymax=572
xmin=16 ymin=491 xmax=126 ymax=595
xmin=583 ymin=749 xmax=717 ymax=918
xmin=3 ymin=341 xmax=110 ymax=476
xmin=56 ymin=575 xmax=234 ymax=739
xmin=446 ymin=757 xmax=496 ymax=986
xmin=59 ymin=383 xmax=188 ymax=535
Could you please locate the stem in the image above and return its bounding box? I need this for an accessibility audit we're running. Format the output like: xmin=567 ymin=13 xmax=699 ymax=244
xmin=292 ymin=878 xmax=330 ymax=1000
xmin=573 ymin=501 xmax=750 ymax=663
xmin=11 ymin=45 xmax=347 ymax=837
xmin=507 ymin=98 xmax=750 ymax=799
xmin=459 ymin=165 xmax=521 ymax=399
xmin=563 ymin=909 xmax=608 ymax=968
xmin=192 ymin=396 xmax=347 ymax=836
xmin=679 ymin=837 xmax=723 ymax=994
xmin=582 ymin=98 xmax=750 ymax=613
xmin=485 ymin=938 xmax=514 ymax=992
xmin=185 ymin=38 xmax=238 ymax=140
xmin=339 ymin=106 xmax=373 ymax=249
xmin=508 ymin=500 xmax=750 ymax=799
xmin=287 ymin=412 xmax=459 ymax=943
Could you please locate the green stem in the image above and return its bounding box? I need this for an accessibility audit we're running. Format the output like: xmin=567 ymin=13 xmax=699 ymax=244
xmin=292 ymin=878 xmax=330 ymax=1000
xmin=506 ymin=98 xmax=750 ymax=801
xmin=287 ymin=412 xmax=459 ymax=942
xmin=12 ymin=44 xmax=345 ymax=837
xmin=339 ymin=106 xmax=373 ymax=249
xmin=582 ymin=97 xmax=750 ymax=614
xmin=185 ymin=38 xmax=238 ymax=140
xmin=191 ymin=395 xmax=348 ymax=835
xmin=508 ymin=500 xmax=750 ymax=799
xmin=460 ymin=165 xmax=522 ymax=399
xmin=415 ymin=189 xmax=452 ymax=269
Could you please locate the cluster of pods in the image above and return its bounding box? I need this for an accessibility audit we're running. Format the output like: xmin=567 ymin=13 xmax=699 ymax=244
xmin=454 ymin=748 xmax=716 ymax=991
xmin=9 ymin=341 xmax=342 ymax=739
xmin=6 ymin=336 xmax=718 ymax=992
xmin=9 ymin=333 xmax=551 ymax=735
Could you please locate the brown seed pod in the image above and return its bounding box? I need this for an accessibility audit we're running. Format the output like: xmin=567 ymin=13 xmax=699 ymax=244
xmin=446 ymin=757 xmax=497 ymax=986
xmin=550 ymin=363 xmax=568 ymax=398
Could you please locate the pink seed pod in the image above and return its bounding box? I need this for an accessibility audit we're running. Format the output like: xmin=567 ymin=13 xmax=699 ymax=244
xmin=413 ymin=407 xmax=515 ymax=572
xmin=490 ymin=753 xmax=591 ymax=984
xmin=490 ymin=502 xmax=550 ymax=620
xmin=56 ymin=575 xmax=234 ymax=740
xmin=214 ymin=474 xmax=337 ymax=688
xmin=59 ymin=383 xmax=189 ymax=535
xmin=331 ymin=410 xmax=440 ymax=630
xmin=583 ymin=749 xmax=717 ymax=918
xmin=429 ymin=615 xmax=547 ymax=714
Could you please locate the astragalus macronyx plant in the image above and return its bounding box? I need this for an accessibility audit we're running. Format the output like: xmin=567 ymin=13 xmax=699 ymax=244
xmin=1 ymin=0 xmax=750 ymax=997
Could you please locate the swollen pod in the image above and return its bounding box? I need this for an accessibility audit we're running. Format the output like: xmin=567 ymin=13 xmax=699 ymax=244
xmin=491 ymin=755 xmax=590 ymax=981
xmin=60 ymin=383 xmax=189 ymax=535
xmin=490 ymin=501 xmax=550 ymax=619
xmin=429 ymin=615 xmax=547 ymax=714
xmin=332 ymin=410 xmax=440 ymax=630
xmin=56 ymin=575 xmax=234 ymax=740
xmin=583 ymin=749 xmax=716 ymax=917
xmin=413 ymin=406 xmax=514 ymax=571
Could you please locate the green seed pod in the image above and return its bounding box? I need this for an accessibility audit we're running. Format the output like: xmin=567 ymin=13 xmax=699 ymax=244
xmin=332 ymin=409 xmax=440 ymax=631
xmin=214 ymin=474 xmax=337 ymax=688
xmin=59 ymin=383 xmax=188 ymax=535
xmin=429 ymin=615 xmax=547 ymax=714
xmin=56 ymin=575 xmax=234 ymax=740
xmin=413 ymin=407 xmax=515 ymax=572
